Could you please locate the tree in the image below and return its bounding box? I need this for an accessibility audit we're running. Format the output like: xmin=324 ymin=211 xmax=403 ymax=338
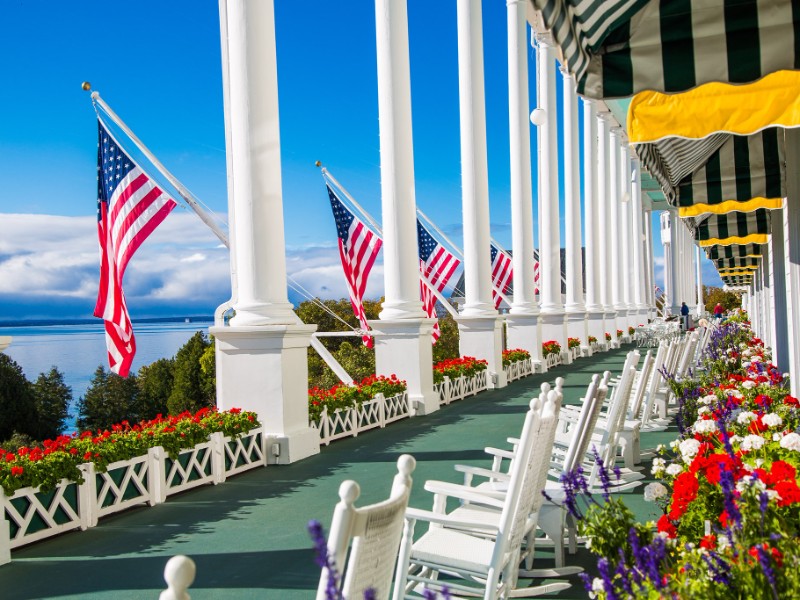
xmin=167 ymin=331 xmax=214 ymax=415
xmin=136 ymin=358 xmax=174 ymax=419
xmin=77 ymin=365 xmax=139 ymax=431
xmin=432 ymin=313 xmax=460 ymax=364
xmin=31 ymin=367 xmax=72 ymax=440
xmin=0 ymin=354 xmax=37 ymax=442
xmin=703 ymin=286 xmax=742 ymax=313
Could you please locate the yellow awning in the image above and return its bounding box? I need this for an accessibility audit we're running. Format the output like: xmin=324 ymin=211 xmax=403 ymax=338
xmin=629 ymin=71 xmax=800 ymax=143
xmin=699 ymin=233 xmax=769 ymax=248
xmin=718 ymin=267 xmax=760 ymax=276
xmin=677 ymin=197 xmax=783 ymax=218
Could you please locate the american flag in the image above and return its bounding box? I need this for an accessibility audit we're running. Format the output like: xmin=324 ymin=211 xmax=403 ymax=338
xmin=327 ymin=185 xmax=382 ymax=347
xmin=490 ymin=243 xmax=513 ymax=309
xmin=94 ymin=121 xmax=177 ymax=377
xmin=533 ymin=249 xmax=541 ymax=296
xmin=417 ymin=220 xmax=460 ymax=342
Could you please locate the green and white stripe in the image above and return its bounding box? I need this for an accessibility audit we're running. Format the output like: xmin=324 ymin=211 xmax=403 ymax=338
xmin=691 ymin=208 xmax=771 ymax=242
xmin=705 ymin=243 xmax=763 ymax=260
xmin=530 ymin=0 xmax=800 ymax=99
xmin=713 ymin=257 xmax=761 ymax=269
xmin=677 ymin=129 xmax=785 ymax=209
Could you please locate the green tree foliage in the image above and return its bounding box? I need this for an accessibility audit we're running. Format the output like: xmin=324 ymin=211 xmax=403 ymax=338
xmin=136 ymin=358 xmax=174 ymax=418
xmin=77 ymin=365 xmax=140 ymax=431
xmin=0 ymin=354 xmax=37 ymax=441
xmin=703 ymin=285 xmax=742 ymax=313
xmin=167 ymin=331 xmax=214 ymax=415
xmin=432 ymin=313 xmax=460 ymax=363
xmin=31 ymin=367 xmax=71 ymax=440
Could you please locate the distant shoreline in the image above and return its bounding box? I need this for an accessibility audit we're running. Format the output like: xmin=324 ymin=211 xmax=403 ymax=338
xmin=0 ymin=316 xmax=214 ymax=328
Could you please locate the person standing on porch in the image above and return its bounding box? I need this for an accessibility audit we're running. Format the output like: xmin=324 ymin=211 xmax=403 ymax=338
xmin=714 ymin=302 xmax=724 ymax=320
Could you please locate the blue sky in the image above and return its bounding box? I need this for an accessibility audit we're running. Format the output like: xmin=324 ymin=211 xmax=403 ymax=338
xmin=0 ymin=1 xmax=718 ymax=321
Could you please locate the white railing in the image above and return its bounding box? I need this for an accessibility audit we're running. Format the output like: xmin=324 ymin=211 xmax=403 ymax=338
xmin=312 ymin=392 xmax=410 ymax=446
xmin=569 ymin=347 xmax=581 ymax=362
xmin=545 ymin=353 xmax=562 ymax=369
xmin=436 ymin=370 xmax=489 ymax=405
xmin=0 ymin=427 xmax=267 ymax=562
xmin=504 ymin=359 xmax=533 ymax=383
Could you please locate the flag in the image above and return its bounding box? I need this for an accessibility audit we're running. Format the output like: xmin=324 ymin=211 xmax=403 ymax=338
xmin=533 ymin=250 xmax=541 ymax=296
xmin=417 ymin=220 xmax=460 ymax=342
xmin=327 ymin=185 xmax=382 ymax=347
xmin=94 ymin=121 xmax=177 ymax=377
xmin=490 ymin=243 xmax=513 ymax=309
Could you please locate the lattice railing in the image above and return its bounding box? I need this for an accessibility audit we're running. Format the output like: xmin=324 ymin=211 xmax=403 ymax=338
xmin=545 ymin=353 xmax=561 ymax=369
xmin=313 ymin=392 xmax=410 ymax=446
xmin=504 ymin=359 xmax=533 ymax=383
xmin=1 ymin=428 xmax=266 ymax=564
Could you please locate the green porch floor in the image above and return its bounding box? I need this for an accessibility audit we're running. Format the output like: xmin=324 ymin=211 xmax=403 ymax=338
xmin=0 ymin=345 xmax=678 ymax=599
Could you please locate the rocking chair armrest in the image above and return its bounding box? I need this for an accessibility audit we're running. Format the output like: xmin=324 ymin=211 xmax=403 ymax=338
xmin=422 ymin=480 xmax=506 ymax=509
xmin=453 ymin=464 xmax=511 ymax=482
xmin=404 ymin=507 xmax=501 ymax=533
xmin=483 ymin=447 xmax=516 ymax=460
xmin=506 ymin=437 xmax=521 ymax=446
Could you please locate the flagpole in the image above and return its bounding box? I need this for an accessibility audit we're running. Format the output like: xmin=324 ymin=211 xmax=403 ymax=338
xmin=318 ymin=165 xmax=460 ymax=319
xmin=89 ymin=89 xmax=229 ymax=247
xmin=416 ymin=208 xmax=463 ymax=260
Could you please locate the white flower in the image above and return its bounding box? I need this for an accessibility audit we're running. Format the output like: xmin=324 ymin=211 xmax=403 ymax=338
xmin=670 ymin=439 xmax=681 ymax=449
xmin=694 ymin=419 xmax=718 ymax=434
xmin=697 ymin=406 xmax=710 ymax=415
xmin=666 ymin=464 xmax=684 ymax=476
xmin=680 ymin=438 xmax=702 ymax=463
xmin=773 ymin=433 xmax=782 ymax=442
xmin=783 ymin=373 xmax=790 ymax=380
xmin=729 ymin=390 xmax=744 ymax=399
xmin=644 ymin=482 xmax=668 ymax=502
xmin=736 ymin=475 xmax=766 ymax=493
xmin=700 ymin=394 xmax=717 ymax=405
xmin=762 ymin=413 xmax=783 ymax=428
xmin=737 ymin=411 xmax=757 ymax=424
xmin=741 ymin=380 xmax=757 ymax=389
xmin=651 ymin=458 xmax=666 ymax=476
xmin=780 ymin=432 xmax=800 ymax=451
xmin=751 ymin=356 xmax=762 ymax=363
xmin=742 ymin=361 xmax=751 ymax=369
xmin=741 ymin=434 xmax=766 ymax=451
xmin=717 ymin=535 xmax=731 ymax=551
xmin=729 ymin=434 xmax=742 ymax=445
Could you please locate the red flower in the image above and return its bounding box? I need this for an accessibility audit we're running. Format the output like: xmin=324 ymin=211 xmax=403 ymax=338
xmin=229 ymin=408 xmax=242 ymax=415
xmin=754 ymin=394 xmax=773 ymax=407
xmin=10 ymin=466 xmax=23 ymax=476
xmin=773 ymin=480 xmax=800 ymax=507
xmin=657 ymin=514 xmax=677 ymax=538
xmin=699 ymin=534 xmax=716 ymax=550
xmin=766 ymin=460 xmax=796 ymax=485
xmin=784 ymin=395 xmax=800 ymax=407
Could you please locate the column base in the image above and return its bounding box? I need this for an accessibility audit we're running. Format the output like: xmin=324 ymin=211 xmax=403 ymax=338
xmin=585 ymin=310 xmax=605 ymax=355
xmin=210 ymin=323 xmax=320 ymax=465
xmin=457 ymin=315 xmax=507 ymax=389
xmin=505 ymin=313 xmax=545 ymax=372
xmin=539 ymin=311 xmax=567 ymax=351
xmin=565 ymin=310 xmax=587 ymax=357
xmin=603 ymin=311 xmax=619 ymax=348
xmin=369 ymin=318 xmax=439 ymax=416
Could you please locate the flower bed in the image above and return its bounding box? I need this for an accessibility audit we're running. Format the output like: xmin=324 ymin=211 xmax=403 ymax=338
xmin=565 ymin=317 xmax=800 ymax=598
xmin=543 ymin=340 xmax=562 ymax=369
xmin=2 ymin=411 xmax=264 ymax=562
xmin=503 ymin=349 xmax=533 ymax=383
xmin=434 ymin=357 xmax=489 ymax=404
xmin=432 ymin=356 xmax=488 ymax=385
xmin=308 ymin=375 xmax=407 ymax=424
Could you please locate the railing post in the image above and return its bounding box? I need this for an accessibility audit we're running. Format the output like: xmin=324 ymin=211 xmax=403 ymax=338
xmin=259 ymin=427 xmax=269 ymax=467
xmin=444 ymin=376 xmax=452 ymax=405
xmin=377 ymin=393 xmax=386 ymax=428
xmin=0 ymin=488 xmax=10 ymax=565
xmin=211 ymin=431 xmax=226 ymax=485
xmin=321 ymin=407 xmax=330 ymax=446
xmin=149 ymin=446 xmax=167 ymax=505
xmin=78 ymin=462 xmax=97 ymax=529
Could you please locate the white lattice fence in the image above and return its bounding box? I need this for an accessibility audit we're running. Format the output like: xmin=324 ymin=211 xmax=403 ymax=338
xmin=1 ymin=428 xmax=266 ymax=564
xmin=504 ymin=359 xmax=533 ymax=383
xmin=545 ymin=353 xmax=561 ymax=369
xmin=313 ymin=392 xmax=409 ymax=446
xmin=447 ymin=370 xmax=489 ymax=402
xmin=569 ymin=347 xmax=581 ymax=362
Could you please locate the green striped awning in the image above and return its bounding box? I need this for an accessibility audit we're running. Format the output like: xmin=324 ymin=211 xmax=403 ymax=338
xmin=529 ymin=0 xmax=800 ymax=99
xmin=705 ymin=243 xmax=763 ymax=260
xmin=676 ymin=129 xmax=785 ymax=216
xmin=635 ymin=129 xmax=785 ymax=213
xmin=690 ymin=208 xmax=771 ymax=246
xmin=713 ymin=257 xmax=761 ymax=269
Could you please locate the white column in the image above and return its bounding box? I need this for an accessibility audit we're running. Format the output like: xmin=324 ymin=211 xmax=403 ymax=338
xmin=562 ymin=69 xmax=587 ymax=353
xmin=582 ymin=98 xmax=604 ymax=352
xmin=505 ymin=5 xmax=543 ymax=369
xmin=598 ymin=114 xmax=616 ymax=347
xmin=632 ymin=161 xmax=648 ymax=322
xmin=761 ymin=244 xmax=773 ymax=348
xmin=695 ymin=246 xmax=704 ymax=317
xmin=670 ymin=213 xmax=683 ymax=315
xmin=609 ymin=127 xmax=624 ymax=343
xmin=369 ymin=0 xmax=438 ymax=415
xmin=771 ymin=208 xmax=790 ymax=373
xmin=645 ymin=209 xmax=655 ymax=316
xmin=535 ymin=38 xmax=568 ymax=357
xmin=212 ymin=0 xmax=319 ymax=464
xmin=455 ymin=0 xmax=506 ymax=387
xmin=782 ymin=158 xmax=800 ymax=396
xmin=619 ymin=140 xmax=634 ymax=332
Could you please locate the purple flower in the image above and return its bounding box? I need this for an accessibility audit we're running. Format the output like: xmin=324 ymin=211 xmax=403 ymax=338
xmin=755 ymin=545 xmax=779 ymax=600
xmin=307 ymin=519 xmax=342 ymax=600
xmin=597 ymin=558 xmax=619 ymax=600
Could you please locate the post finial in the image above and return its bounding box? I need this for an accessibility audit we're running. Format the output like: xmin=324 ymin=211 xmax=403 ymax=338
xmin=315 ymin=160 xmax=322 ymax=168
xmin=81 ymin=81 xmax=92 ymax=91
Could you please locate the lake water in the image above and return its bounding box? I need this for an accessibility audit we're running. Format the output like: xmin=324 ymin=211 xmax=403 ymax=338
xmin=1 ymin=321 xmax=213 ymax=431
